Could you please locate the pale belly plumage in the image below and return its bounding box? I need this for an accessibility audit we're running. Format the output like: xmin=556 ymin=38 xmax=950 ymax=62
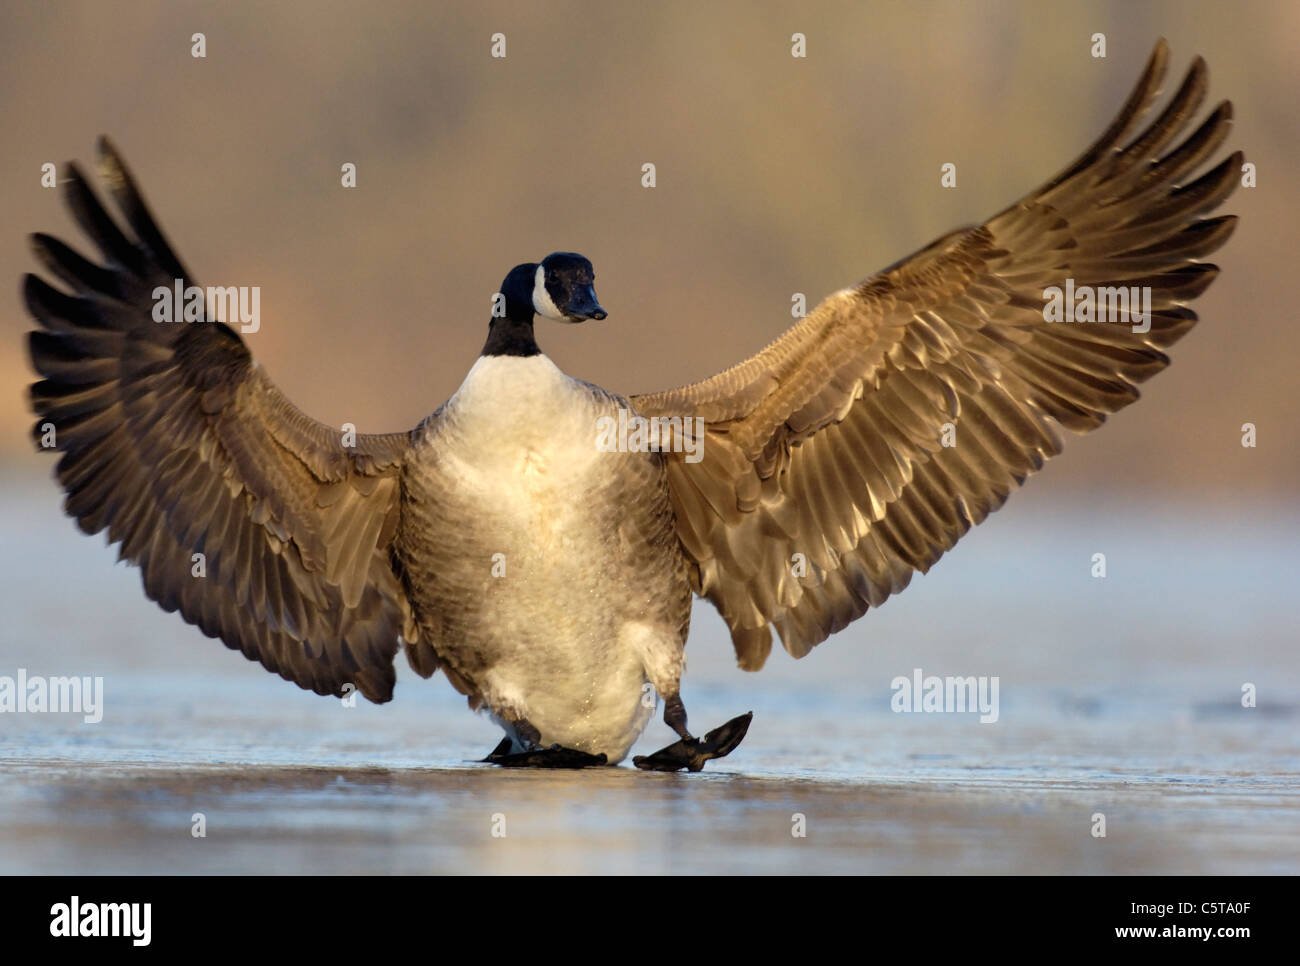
xmin=395 ymin=354 xmax=691 ymax=762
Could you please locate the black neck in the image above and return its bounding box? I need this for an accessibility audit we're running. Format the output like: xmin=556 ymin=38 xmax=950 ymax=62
xmin=484 ymin=263 xmax=544 ymax=357
xmin=482 ymin=313 xmax=540 ymax=357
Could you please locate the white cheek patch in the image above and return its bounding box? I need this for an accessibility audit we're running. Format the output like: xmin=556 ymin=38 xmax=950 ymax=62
xmin=532 ymin=265 xmax=565 ymax=319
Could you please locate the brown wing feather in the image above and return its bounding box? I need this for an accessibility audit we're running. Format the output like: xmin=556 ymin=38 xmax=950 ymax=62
xmin=26 ymin=137 xmax=413 ymax=702
xmin=632 ymin=40 xmax=1240 ymax=670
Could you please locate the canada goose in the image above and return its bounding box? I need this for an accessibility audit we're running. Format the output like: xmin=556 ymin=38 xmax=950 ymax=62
xmin=25 ymin=40 xmax=1239 ymax=771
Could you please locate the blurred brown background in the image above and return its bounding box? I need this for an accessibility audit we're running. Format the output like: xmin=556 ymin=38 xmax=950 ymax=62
xmin=2 ymin=0 xmax=1296 ymax=500
xmin=1 ymin=4 xmax=1296 ymax=875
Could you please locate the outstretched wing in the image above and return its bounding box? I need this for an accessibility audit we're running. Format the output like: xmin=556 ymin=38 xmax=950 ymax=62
xmin=25 ymin=137 xmax=415 ymax=702
xmin=631 ymin=40 xmax=1240 ymax=670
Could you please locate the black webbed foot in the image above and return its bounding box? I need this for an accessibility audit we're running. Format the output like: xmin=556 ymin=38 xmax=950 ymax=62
xmin=484 ymin=740 xmax=608 ymax=769
xmin=484 ymin=735 xmax=515 ymax=760
xmin=633 ymin=711 xmax=753 ymax=772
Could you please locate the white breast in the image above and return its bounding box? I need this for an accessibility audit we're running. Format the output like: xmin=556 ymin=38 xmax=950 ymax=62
xmin=408 ymin=352 xmax=681 ymax=762
xmin=437 ymin=353 xmax=602 ymax=485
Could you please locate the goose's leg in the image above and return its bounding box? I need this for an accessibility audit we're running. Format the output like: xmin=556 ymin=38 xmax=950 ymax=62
xmin=482 ymin=719 xmax=608 ymax=769
xmin=633 ymin=694 xmax=752 ymax=772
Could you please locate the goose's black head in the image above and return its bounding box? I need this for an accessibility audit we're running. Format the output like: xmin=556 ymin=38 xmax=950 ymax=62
xmin=484 ymin=252 xmax=605 ymax=357
xmin=531 ymin=252 xmax=606 ymax=323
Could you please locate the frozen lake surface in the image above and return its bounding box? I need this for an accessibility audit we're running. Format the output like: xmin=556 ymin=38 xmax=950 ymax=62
xmin=1 ymin=480 xmax=1297 ymax=874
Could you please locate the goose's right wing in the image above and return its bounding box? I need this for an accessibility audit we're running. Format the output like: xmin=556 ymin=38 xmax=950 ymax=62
xmin=25 ymin=138 xmax=416 ymax=702
xmin=632 ymin=41 xmax=1240 ymax=671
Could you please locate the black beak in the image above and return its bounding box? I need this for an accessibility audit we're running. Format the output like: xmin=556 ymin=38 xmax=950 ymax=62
xmin=567 ymin=284 xmax=607 ymax=321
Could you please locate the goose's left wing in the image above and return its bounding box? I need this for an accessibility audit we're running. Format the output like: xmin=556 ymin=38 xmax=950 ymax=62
xmin=630 ymin=40 xmax=1240 ymax=670
xmin=25 ymin=138 xmax=415 ymax=702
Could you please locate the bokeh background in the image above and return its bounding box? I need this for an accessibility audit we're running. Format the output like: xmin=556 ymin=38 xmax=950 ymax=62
xmin=0 ymin=1 xmax=1296 ymax=874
